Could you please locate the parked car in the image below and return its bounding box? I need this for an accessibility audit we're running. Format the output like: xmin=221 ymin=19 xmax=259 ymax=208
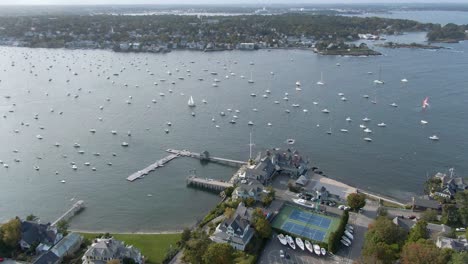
xmin=456 ymin=227 xmax=466 ymax=232
xmin=280 ymin=250 xmax=285 ymax=258
xmin=338 ymin=205 xmax=345 ymax=210
xmin=408 ymin=215 xmax=417 ymax=219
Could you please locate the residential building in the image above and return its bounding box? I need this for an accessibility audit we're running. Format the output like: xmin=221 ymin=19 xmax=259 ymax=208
xmin=82 ymin=237 xmax=144 ymax=264
xmin=436 ymin=236 xmax=468 ymax=251
xmin=210 ymin=202 xmax=255 ymax=251
xmin=33 ymin=251 xmax=60 ymax=264
xmin=20 ymin=220 xmax=63 ymax=254
xmin=411 ymin=197 xmax=441 ymax=212
xmin=51 ymin=232 xmax=83 ymax=261
xmin=233 ymin=179 xmax=265 ymax=201
xmin=392 ymin=217 xmax=452 ymax=238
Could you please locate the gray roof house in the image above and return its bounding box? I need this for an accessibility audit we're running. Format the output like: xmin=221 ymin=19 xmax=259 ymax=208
xmin=210 ymin=202 xmax=255 ymax=251
xmin=295 ymin=175 xmax=309 ymax=186
xmin=32 ymin=251 xmax=60 ymax=264
xmin=392 ymin=217 xmax=452 ymax=238
xmin=82 ymin=237 xmax=144 ymax=264
xmin=436 ymin=236 xmax=468 ymax=251
xmin=20 ymin=220 xmax=63 ymax=254
xmin=411 ymin=197 xmax=441 ymax=211
xmin=233 ymin=179 xmax=265 ymax=201
xmin=51 ymin=232 xmax=82 ymax=259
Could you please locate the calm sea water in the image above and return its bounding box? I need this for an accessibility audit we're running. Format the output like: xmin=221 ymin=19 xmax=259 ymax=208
xmin=1 ymin=34 xmax=467 ymax=231
xmin=346 ymin=10 xmax=468 ymax=25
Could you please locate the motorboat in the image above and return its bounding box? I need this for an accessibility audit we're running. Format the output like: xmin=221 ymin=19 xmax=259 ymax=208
xmin=267 ymin=123 xmax=272 ymax=126
xmin=390 ymin=103 xmax=398 ymax=107
xmin=364 ymin=137 xmax=372 ymax=142
xmin=286 ymin=139 xmax=295 ymax=145
xmin=321 ymin=248 xmax=326 ymax=256
xmin=89 ymin=129 xmax=96 ymax=133
xmin=84 ymin=162 xmax=90 ymax=166
xmin=250 ymin=93 xmax=256 ymax=97
xmin=421 ymin=120 xmax=428 ymax=125
xmin=346 ymin=117 xmax=352 ymax=122
xmin=220 ymin=112 xmax=226 ymax=116
xmin=295 ymin=237 xmax=305 ymax=250
xmin=321 ymin=109 xmax=329 ymax=113
xmin=71 ymin=165 xmax=78 ymax=170
xmin=341 ymin=239 xmax=350 ymax=247
xmin=345 ymin=230 xmax=354 ymax=240
xmin=285 ymin=109 xmax=290 ymax=113
xmin=274 ymin=101 xmax=280 ymax=104
xmin=364 ymin=128 xmax=372 ymax=133
xmin=303 ymin=109 xmax=308 ymax=113
xmin=340 ymin=129 xmax=348 ymax=133
xmin=36 ymin=135 xmax=43 ymax=140
xmin=295 ymin=81 xmax=301 ymax=86
xmin=341 ymin=97 xmax=347 ymax=101
xmin=313 ymin=244 xmax=321 ymax=255
xmin=359 ymin=124 xmax=366 ymax=129
xmin=363 ymin=94 xmax=369 ymax=99
xmin=73 ymin=143 xmax=80 ymax=148
xmin=292 ymin=104 xmax=300 ymax=107
xmin=342 ymin=236 xmax=352 ymax=245
xmin=305 ymin=240 xmax=313 ymax=253
xmin=60 ymin=180 xmax=66 ymax=183
xmin=377 ymin=122 xmax=386 ymax=127
xmin=277 ymin=234 xmax=287 ymax=245
xmin=401 ymin=78 xmax=408 ymax=83
xmin=338 ymin=92 xmax=344 ymax=96
xmin=191 ymin=112 xmax=195 ymax=117
xmin=429 ymin=135 xmax=439 ymax=141
xmin=286 ymin=235 xmax=296 ymax=249
xmin=111 ymin=130 xmax=117 ymax=135
xmin=362 ymin=117 xmax=371 ymax=122
xmin=34 ymin=166 xmax=40 ymax=171
xmin=121 ymin=142 xmax=129 ymax=147
xmin=188 ymin=96 xmax=196 ymax=107
xmin=248 ymin=121 xmax=254 ymax=126
xmin=317 ymin=72 xmax=325 ymax=85
xmin=229 ymin=120 xmax=236 ymax=124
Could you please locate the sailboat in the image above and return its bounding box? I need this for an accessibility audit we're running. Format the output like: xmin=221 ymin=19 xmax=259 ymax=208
xmin=188 ymin=96 xmax=195 ymax=107
xmin=373 ymin=66 xmax=384 ymax=84
xmin=277 ymin=234 xmax=287 ymax=245
xmin=422 ymin=97 xmax=430 ymax=109
xmin=317 ymin=72 xmax=325 ymax=85
xmin=248 ymin=71 xmax=254 ymax=83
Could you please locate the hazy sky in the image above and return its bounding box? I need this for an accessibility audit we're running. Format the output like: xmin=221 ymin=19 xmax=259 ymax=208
xmin=1 ymin=0 xmax=468 ymax=5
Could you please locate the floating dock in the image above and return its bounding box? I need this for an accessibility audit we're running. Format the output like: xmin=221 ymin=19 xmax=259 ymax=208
xmin=126 ymin=154 xmax=179 ymax=181
xmin=166 ymin=149 xmax=247 ymax=167
xmin=186 ymin=176 xmax=233 ymax=192
xmin=52 ymin=200 xmax=85 ymax=226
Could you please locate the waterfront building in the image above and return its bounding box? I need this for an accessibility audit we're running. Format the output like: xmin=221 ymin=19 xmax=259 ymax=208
xmin=210 ymin=202 xmax=255 ymax=251
xmin=20 ymin=220 xmax=63 ymax=254
xmin=392 ymin=217 xmax=452 ymax=238
xmin=82 ymin=237 xmax=144 ymax=264
xmin=411 ymin=197 xmax=441 ymax=212
xmin=33 ymin=233 xmax=83 ymax=264
xmin=233 ymin=179 xmax=265 ymax=201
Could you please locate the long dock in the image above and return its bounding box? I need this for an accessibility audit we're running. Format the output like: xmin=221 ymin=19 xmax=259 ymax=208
xmin=126 ymin=154 xmax=179 ymax=181
xmin=166 ymin=149 xmax=247 ymax=167
xmin=187 ymin=176 xmax=234 ymax=192
xmin=52 ymin=200 xmax=85 ymax=226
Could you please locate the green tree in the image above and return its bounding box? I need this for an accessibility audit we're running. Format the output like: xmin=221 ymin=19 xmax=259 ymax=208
xmin=122 ymin=257 xmax=136 ymax=264
xmin=26 ymin=214 xmax=38 ymax=221
xmin=450 ymin=251 xmax=468 ymax=264
xmin=202 ymin=243 xmax=234 ymax=264
xmin=1 ymin=218 xmax=21 ymax=248
xmin=441 ymin=204 xmax=461 ymax=226
xmin=261 ymin=195 xmax=273 ymax=207
xmin=243 ymin=197 xmax=255 ymax=207
xmin=254 ymin=217 xmax=272 ymax=239
xmin=407 ymin=220 xmax=428 ymax=243
xmin=182 ymin=230 xmax=210 ymax=264
xmin=347 ymin=193 xmax=366 ymax=211
xmin=56 ymin=220 xmax=69 ymax=235
xmin=362 ymin=242 xmax=400 ymax=264
xmin=401 ymin=239 xmax=448 ymax=264
xmin=420 ymin=209 xmax=438 ymax=223
xmin=180 ymin=228 xmax=191 ymax=247
xmin=224 ymin=207 xmax=235 ymax=219
xmin=455 ymin=190 xmax=468 ymax=225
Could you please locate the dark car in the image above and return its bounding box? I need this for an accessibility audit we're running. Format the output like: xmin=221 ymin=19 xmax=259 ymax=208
xmin=408 ymin=215 xmax=416 ymax=219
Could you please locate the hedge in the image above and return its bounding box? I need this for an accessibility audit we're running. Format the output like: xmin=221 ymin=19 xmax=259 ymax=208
xmin=328 ymin=210 xmax=349 ymax=253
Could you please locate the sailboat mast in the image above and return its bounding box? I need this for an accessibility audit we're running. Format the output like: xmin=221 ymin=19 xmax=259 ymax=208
xmin=249 ymin=132 xmax=253 ymax=160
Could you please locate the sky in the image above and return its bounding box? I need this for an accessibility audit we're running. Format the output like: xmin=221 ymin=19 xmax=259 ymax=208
xmin=1 ymin=0 xmax=468 ymax=5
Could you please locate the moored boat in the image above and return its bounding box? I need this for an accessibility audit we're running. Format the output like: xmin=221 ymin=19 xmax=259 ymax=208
xmin=295 ymin=237 xmax=305 ymax=250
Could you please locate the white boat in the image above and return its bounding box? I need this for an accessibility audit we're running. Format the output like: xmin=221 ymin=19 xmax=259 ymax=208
xmin=274 ymin=101 xmax=280 ymax=104
xmin=364 ymin=137 xmax=372 ymax=142
xmin=317 ymin=72 xmax=325 ymax=85
xmin=84 ymin=162 xmax=91 ymax=166
xmin=321 ymin=248 xmax=326 ymax=256
xmin=295 ymin=81 xmax=301 ymax=86
xmin=265 ymin=89 xmax=271 ymax=94
xmin=277 ymin=234 xmax=287 ymax=245
xmin=303 ymin=109 xmax=308 ymax=113
xmin=283 ymin=97 xmax=289 ymax=101
xmin=313 ymin=101 xmax=318 ymax=105
xmin=305 ymin=240 xmax=313 ymax=253
xmin=285 ymin=109 xmax=290 ymax=113
xmin=89 ymin=129 xmax=96 ymax=133
xmin=359 ymin=124 xmax=366 ymax=129
xmin=340 ymin=129 xmax=348 ymax=133
xmin=286 ymin=235 xmax=296 ymax=250
xmin=341 ymin=239 xmax=350 ymax=247
xmin=401 ymin=78 xmax=408 ymax=83
xmin=229 ymin=120 xmax=236 ymax=124
xmin=36 ymin=135 xmax=43 ymax=140
xmin=346 ymin=117 xmax=352 ymax=122
xmin=377 ymin=122 xmax=386 ymax=127
xmin=295 ymin=87 xmax=302 ymax=91
xmin=60 ymin=180 xmax=66 ymax=183
xmin=267 ymin=122 xmax=273 ymax=126
xmin=34 ymin=166 xmax=40 ymax=171
xmin=342 ymin=236 xmax=352 ymax=245
xmin=121 ymin=142 xmax=129 ymax=147
xmin=364 ymin=128 xmax=372 ymax=133
xmin=341 ymin=97 xmax=347 ymax=101
xmin=338 ymin=92 xmax=344 ymax=96
xmin=321 ymin=109 xmax=330 ymax=113
xmin=345 ymin=230 xmax=354 ymax=240
xmin=286 ymin=139 xmax=295 ymax=145
xmin=295 ymin=237 xmax=305 ymax=250
xmin=363 ymin=94 xmax=369 ymax=99
xmin=248 ymin=121 xmax=254 ymax=126
xmin=362 ymin=117 xmax=371 ymax=122
xmin=390 ymin=103 xmax=398 ymax=107
xmin=220 ymin=112 xmax=226 ymax=116
xmin=71 ymin=165 xmax=78 ymax=170
xmin=188 ymin=96 xmax=196 ymax=107
xmin=421 ymin=120 xmax=428 ymax=125
xmin=111 ymin=130 xmax=117 ymax=135
xmin=250 ymin=93 xmax=256 ymax=97
xmin=202 ymin=99 xmax=207 ymax=104
xmin=292 ymin=104 xmax=300 ymax=107
xmin=191 ymin=112 xmax=195 ymax=117
xmin=248 ymin=71 xmax=254 ymax=83
xmin=429 ymin=135 xmax=439 ymax=141
xmin=73 ymin=143 xmax=80 ymax=148
xmin=374 ymin=67 xmax=384 ymax=84
xmin=313 ymin=244 xmax=321 ymax=255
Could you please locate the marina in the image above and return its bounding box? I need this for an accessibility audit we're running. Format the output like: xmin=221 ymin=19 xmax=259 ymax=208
xmin=186 ymin=176 xmax=234 ymax=192
xmin=126 ymin=154 xmax=180 ymax=181
xmin=51 ymin=200 xmax=85 ymax=226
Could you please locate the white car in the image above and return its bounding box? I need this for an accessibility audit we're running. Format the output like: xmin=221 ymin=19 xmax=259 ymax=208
xmin=456 ymin=227 xmax=466 ymax=232
xmin=338 ymin=205 xmax=345 ymax=210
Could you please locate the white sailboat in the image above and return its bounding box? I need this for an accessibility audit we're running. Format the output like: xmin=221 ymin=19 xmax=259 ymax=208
xmin=374 ymin=66 xmax=384 ymax=84
xmin=248 ymin=71 xmax=254 ymax=83
xmin=295 ymin=237 xmax=305 ymax=250
xmin=317 ymin=72 xmax=325 ymax=85
xmin=277 ymin=234 xmax=287 ymax=245
xmin=305 ymin=240 xmax=313 ymax=253
xmin=188 ymin=96 xmax=196 ymax=107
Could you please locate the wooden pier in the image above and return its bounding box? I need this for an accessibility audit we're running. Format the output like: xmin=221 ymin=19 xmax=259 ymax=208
xmin=186 ymin=176 xmax=233 ymax=192
xmin=52 ymin=200 xmax=85 ymax=226
xmin=166 ymin=149 xmax=247 ymax=167
xmin=126 ymin=154 xmax=179 ymax=182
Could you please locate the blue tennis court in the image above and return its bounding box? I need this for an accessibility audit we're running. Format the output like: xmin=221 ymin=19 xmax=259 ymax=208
xmin=282 ymin=221 xmax=326 ymax=242
xmin=290 ymin=209 xmax=331 ymax=229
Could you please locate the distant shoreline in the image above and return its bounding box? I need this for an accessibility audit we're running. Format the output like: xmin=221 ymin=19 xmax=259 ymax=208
xmin=70 ymin=229 xmax=182 ymax=234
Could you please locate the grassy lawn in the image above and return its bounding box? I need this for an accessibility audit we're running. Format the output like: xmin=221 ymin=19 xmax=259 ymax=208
xmin=80 ymin=233 xmax=181 ymax=264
